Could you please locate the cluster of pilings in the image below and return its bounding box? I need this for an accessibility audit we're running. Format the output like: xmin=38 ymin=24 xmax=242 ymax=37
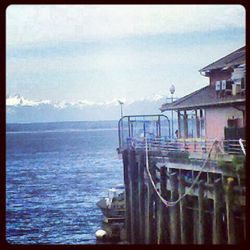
xmin=122 ymin=149 xmax=246 ymax=244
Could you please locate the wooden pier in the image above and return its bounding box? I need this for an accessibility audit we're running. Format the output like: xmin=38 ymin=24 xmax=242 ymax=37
xmin=121 ymin=147 xmax=245 ymax=244
xmin=117 ymin=114 xmax=245 ymax=244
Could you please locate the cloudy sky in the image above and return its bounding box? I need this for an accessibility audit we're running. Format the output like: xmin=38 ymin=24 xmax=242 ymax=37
xmin=6 ymin=5 xmax=245 ymax=122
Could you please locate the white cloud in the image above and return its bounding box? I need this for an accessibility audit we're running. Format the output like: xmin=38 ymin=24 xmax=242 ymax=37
xmin=7 ymin=41 xmax=245 ymax=103
xmin=6 ymin=5 xmax=245 ymax=46
xmin=7 ymin=41 xmax=243 ymax=75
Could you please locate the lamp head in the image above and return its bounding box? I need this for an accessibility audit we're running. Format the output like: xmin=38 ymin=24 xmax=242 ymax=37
xmin=169 ymin=84 xmax=175 ymax=95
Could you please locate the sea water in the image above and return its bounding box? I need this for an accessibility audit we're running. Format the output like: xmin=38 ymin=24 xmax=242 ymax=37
xmin=6 ymin=121 xmax=124 ymax=244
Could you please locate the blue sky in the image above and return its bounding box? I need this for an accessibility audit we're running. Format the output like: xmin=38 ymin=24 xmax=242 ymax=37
xmin=6 ymin=5 xmax=245 ymax=121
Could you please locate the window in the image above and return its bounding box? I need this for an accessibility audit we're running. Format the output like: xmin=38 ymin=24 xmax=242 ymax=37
xmin=179 ymin=111 xmax=184 ymax=138
xmin=199 ymin=109 xmax=205 ymax=138
xmin=187 ymin=110 xmax=196 ymax=138
xmin=178 ymin=109 xmax=205 ymax=139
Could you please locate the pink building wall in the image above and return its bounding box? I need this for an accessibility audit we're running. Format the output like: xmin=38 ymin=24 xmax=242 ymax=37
xmin=205 ymin=106 xmax=244 ymax=140
xmin=209 ymin=69 xmax=232 ymax=86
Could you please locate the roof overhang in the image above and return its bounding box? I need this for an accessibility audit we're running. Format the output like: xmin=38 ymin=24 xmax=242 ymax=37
xmin=160 ymin=99 xmax=245 ymax=112
xmin=199 ymin=46 xmax=245 ymax=73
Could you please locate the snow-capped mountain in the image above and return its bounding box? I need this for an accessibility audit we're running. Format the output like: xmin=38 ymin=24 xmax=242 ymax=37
xmin=6 ymin=94 xmax=168 ymax=123
xmin=6 ymin=95 xmax=51 ymax=107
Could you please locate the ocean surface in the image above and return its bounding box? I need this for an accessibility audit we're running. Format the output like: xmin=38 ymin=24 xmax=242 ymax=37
xmin=6 ymin=121 xmax=124 ymax=244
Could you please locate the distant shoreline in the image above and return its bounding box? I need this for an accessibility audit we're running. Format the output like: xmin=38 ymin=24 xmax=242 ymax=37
xmin=6 ymin=120 xmax=121 ymax=133
xmin=6 ymin=120 xmax=118 ymax=125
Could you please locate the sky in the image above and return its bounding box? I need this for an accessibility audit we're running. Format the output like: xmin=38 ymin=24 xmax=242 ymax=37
xmin=6 ymin=5 xmax=246 ymax=122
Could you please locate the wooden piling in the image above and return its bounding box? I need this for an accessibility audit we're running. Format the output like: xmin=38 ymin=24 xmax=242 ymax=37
xmin=225 ymin=177 xmax=236 ymax=244
xmin=192 ymin=196 xmax=198 ymax=244
xmin=144 ymin=184 xmax=150 ymax=244
xmin=122 ymin=148 xmax=245 ymax=244
xmin=197 ymin=180 xmax=205 ymax=244
xmin=128 ymin=149 xmax=139 ymax=244
xmin=122 ymin=149 xmax=131 ymax=243
xmin=145 ymin=157 xmax=156 ymax=244
xmin=156 ymin=189 xmax=161 ymax=244
xmin=157 ymin=166 xmax=169 ymax=244
xmin=242 ymin=208 xmax=246 ymax=241
xmin=151 ymin=160 xmax=158 ymax=244
xmin=153 ymin=193 xmax=158 ymax=244
xmin=138 ymin=152 xmax=146 ymax=243
xmin=179 ymin=175 xmax=188 ymax=244
xmin=169 ymin=170 xmax=180 ymax=244
xmin=213 ymin=178 xmax=223 ymax=244
xmin=127 ymin=150 xmax=133 ymax=243
xmin=145 ymin=188 xmax=154 ymax=244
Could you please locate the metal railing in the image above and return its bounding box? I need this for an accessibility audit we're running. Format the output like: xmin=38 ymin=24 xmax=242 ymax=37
xmin=125 ymin=136 xmax=246 ymax=156
xmin=118 ymin=114 xmax=171 ymax=151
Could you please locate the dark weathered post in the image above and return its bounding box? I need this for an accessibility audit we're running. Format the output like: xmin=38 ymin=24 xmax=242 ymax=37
xmin=242 ymin=208 xmax=246 ymax=241
xmin=169 ymin=170 xmax=180 ymax=244
xmin=179 ymin=175 xmax=188 ymax=244
xmin=122 ymin=149 xmax=131 ymax=243
xmin=225 ymin=177 xmax=236 ymax=244
xmin=157 ymin=165 xmax=169 ymax=244
xmin=192 ymin=196 xmax=198 ymax=244
xmin=145 ymin=157 xmax=156 ymax=244
xmin=154 ymin=194 xmax=159 ymax=244
xmin=144 ymin=183 xmax=150 ymax=244
xmin=213 ymin=178 xmax=223 ymax=244
xmin=156 ymin=188 xmax=160 ymax=244
xmin=138 ymin=152 xmax=146 ymax=243
xmin=145 ymin=186 xmax=154 ymax=244
xmin=129 ymin=149 xmax=139 ymax=244
xmin=197 ymin=180 xmax=205 ymax=244
xmin=127 ymin=150 xmax=134 ymax=243
xmin=151 ymin=160 xmax=157 ymax=244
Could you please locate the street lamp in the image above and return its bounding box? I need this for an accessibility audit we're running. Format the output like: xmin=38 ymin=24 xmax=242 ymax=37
xmin=169 ymin=84 xmax=175 ymax=139
xmin=118 ymin=100 xmax=124 ymax=148
xmin=118 ymin=100 xmax=124 ymax=118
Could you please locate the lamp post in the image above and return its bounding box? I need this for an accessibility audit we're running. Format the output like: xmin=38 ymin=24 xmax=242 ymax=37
xmin=118 ymin=100 xmax=124 ymax=148
xmin=118 ymin=100 xmax=124 ymax=118
xmin=169 ymin=84 xmax=175 ymax=139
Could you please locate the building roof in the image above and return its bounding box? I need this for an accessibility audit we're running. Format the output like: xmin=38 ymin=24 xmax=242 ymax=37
xmin=199 ymin=46 xmax=246 ymax=73
xmin=160 ymin=85 xmax=245 ymax=111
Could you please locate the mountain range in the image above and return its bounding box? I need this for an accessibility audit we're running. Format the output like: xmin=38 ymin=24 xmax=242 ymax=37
xmin=6 ymin=94 xmax=173 ymax=123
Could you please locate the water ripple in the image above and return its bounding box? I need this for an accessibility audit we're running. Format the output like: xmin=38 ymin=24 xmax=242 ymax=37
xmin=6 ymin=128 xmax=123 ymax=244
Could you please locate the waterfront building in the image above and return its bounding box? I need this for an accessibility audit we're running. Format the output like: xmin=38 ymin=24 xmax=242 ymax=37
xmin=160 ymin=46 xmax=245 ymax=142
